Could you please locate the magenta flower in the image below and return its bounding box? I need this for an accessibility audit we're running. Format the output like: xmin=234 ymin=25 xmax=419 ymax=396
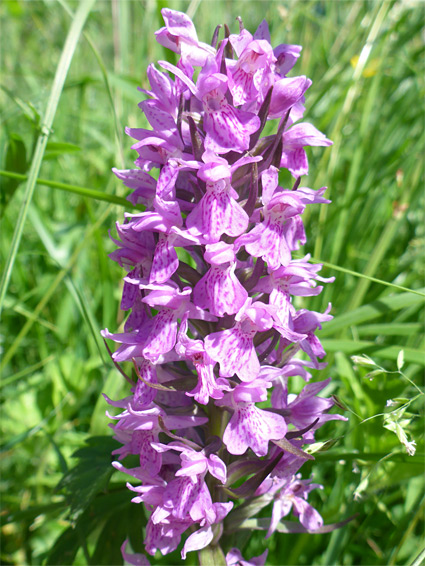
xmin=182 ymin=501 xmax=233 ymax=559
xmin=193 ymin=242 xmax=248 ymax=316
xmin=235 ymin=190 xmax=306 ymax=270
xmin=217 ymin=379 xmax=287 ymax=456
xmin=280 ymin=123 xmax=333 ymax=177
xmin=226 ymin=548 xmax=268 ymax=566
xmin=185 ymin=154 xmax=251 ymax=242
xmin=227 ymin=31 xmax=276 ymax=106
xmin=121 ymin=540 xmax=150 ymax=565
xmin=205 ymin=299 xmax=276 ymax=382
xmin=155 ymin=8 xmax=215 ymax=66
xmin=103 ymin=9 xmax=343 ymax=563
xmin=176 ymin=317 xmax=229 ymax=405
xmin=266 ymin=475 xmax=324 ymax=537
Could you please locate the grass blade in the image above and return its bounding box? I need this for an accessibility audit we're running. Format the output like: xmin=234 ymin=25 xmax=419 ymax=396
xmin=0 ymin=0 xmax=96 ymax=316
xmin=305 ymin=255 xmax=425 ymax=298
xmin=320 ymin=290 xmax=425 ymax=336
xmin=58 ymin=0 xmax=125 ymax=168
xmin=347 ymin=163 xmax=420 ymax=311
xmin=0 ymin=205 xmax=112 ymax=371
xmin=313 ymin=0 xmax=390 ymax=259
xmin=322 ymin=339 xmax=425 ymax=365
xmin=0 ymin=169 xmax=141 ymax=209
xmin=407 ymin=542 xmax=425 ymax=566
xmin=1 ymin=355 xmax=56 ymax=389
xmin=356 ymin=323 xmax=422 ymax=337
xmin=314 ymin=451 xmax=425 ymax=465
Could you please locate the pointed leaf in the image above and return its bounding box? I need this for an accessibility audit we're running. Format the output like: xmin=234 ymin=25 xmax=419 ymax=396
xmin=56 ymin=436 xmax=118 ymax=522
xmin=320 ymin=290 xmax=425 ymax=337
xmin=285 ymin=419 xmax=320 ymax=440
xmin=224 ymin=494 xmax=273 ymax=533
xmin=226 ymin=452 xmax=283 ymax=498
xmin=272 ymin=437 xmax=314 ymax=460
xmin=238 ymin=514 xmax=356 ymax=533
xmin=199 ymin=544 xmax=227 ymax=566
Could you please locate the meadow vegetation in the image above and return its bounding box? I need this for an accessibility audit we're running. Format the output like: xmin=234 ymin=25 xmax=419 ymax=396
xmin=1 ymin=1 xmax=424 ymax=564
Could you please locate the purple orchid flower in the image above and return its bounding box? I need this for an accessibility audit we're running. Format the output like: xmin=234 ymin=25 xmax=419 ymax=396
xmin=281 ymin=123 xmax=333 ymax=177
xmin=216 ymin=378 xmax=287 ymax=456
xmin=266 ymin=474 xmax=324 ymax=537
xmin=121 ymin=540 xmax=151 ymax=565
xmin=226 ymin=548 xmax=268 ymax=566
xmin=193 ymin=242 xmax=248 ymax=316
xmin=236 ymin=190 xmax=306 ymax=271
xmin=176 ymin=317 xmax=230 ymax=405
xmin=155 ymin=8 xmax=216 ymax=67
xmin=103 ymin=8 xmax=341 ymax=562
xmin=159 ymin=51 xmax=261 ymax=154
xmin=227 ymin=30 xmax=276 ymax=106
xmin=182 ymin=501 xmax=234 ymax=558
xmin=205 ymin=299 xmax=276 ymax=382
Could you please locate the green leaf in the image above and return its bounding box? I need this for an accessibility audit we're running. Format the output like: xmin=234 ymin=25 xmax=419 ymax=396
xmin=90 ymin=369 xmax=125 ymax=435
xmin=44 ymin=141 xmax=81 ymax=160
xmin=0 ymin=394 xmax=71 ymax=453
xmin=273 ymin=432 xmax=316 ymax=459
xmin=307 ymin=257 xmax=425 ymax=298
xmin=238 ymin=515 xmax=356 ymax=534
xmin=90 ymin=508 xmax=142 ymax=565
xmin=322 ymin=339 xmax=425 ymax=365
xmin=225 ymin=452 xmax=283 ymax=498
xmin=56 ymin=435 xmax=117 ymax=522
xmin=46 ymin=526 xmax=81 ymax=566
xmin=199 ymin=545 xmax=227 ymax=566
xmin=0 ymin=354 xmax=56 ymax=389
xmin=4 ymin=501 xmax=66 ymax=525
xmin=314 ymin=451 xmax=425 ymax=466
xmin=0 ymin=85 xmax=41 ymax=125
xmin=90 ymin=500 xmax=146 ymax=566
xmin=225 ymin=459 xmax=264 ymax=488
xmin=320 ymin=290 xmax=425 ymax=337
xmin=46 ymin=489 xmax=132 ymax=566
xmin=356 ymin=323 xmax=422 ymax=337
xmin=1 ymin=134 xmax=27 ymax=214
xmin=0 ymin=169 xmax=139 ymax=209
xmin=224 ymin=494 xmax=273 ymax=533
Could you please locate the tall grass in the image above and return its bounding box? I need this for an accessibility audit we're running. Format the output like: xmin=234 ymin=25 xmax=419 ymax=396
xmin=1 ymin=1 xmax=423 ymax=565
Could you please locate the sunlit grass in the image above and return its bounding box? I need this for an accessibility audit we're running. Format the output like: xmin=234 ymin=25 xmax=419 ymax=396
xmin=1 ymin=1 xmax=423 ymax=565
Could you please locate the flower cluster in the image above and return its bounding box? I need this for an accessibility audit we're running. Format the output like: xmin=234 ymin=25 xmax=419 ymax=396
xmin=103 ymin=9 xmax=344 ymax=563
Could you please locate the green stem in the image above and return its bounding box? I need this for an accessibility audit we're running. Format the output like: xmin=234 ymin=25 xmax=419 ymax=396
xmin=198 ymin=543 xmax=227 ymax=566
xmin=208 ymin=401 xmax=227 ymax=441
xmin=0 ymin=169 xmax=142 ymax=210
xmin=314 ymin=451 xmax=424 ymax=464
xmin=294 ymin=253 xmax=425 ymax=298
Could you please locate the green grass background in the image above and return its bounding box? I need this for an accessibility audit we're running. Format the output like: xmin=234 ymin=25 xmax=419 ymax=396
xmin=1 ymin=0 xmax=424 ymax=565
